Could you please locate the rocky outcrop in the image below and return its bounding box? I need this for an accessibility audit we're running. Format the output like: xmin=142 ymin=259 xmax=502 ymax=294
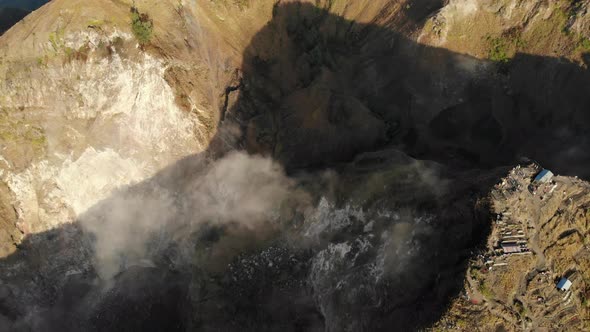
xmin=0 ymin=181 xmax=18 ymax=257
xmin=0 ymin=146 xmax=502 ymax=331
xmin=227 ymin=0 xmax=590 ymax=177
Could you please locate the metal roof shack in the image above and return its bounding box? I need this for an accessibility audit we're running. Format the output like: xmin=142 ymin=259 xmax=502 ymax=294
xmin=557 ymin=278 xmax=572 ymax=291
xmin=534 ymin=169 xmax=554 ymax=183
xmin=501 ymin=242 xmax=521 ymax=254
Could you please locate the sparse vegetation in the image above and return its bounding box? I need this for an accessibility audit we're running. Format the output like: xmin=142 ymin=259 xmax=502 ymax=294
xmin=111 ymin=36 xmax=125 ymax=51
xmin=478 ymin=280 xmax=493 ymax=298
xmin=455 ymin=318 xmax=467 ymax=329
xmin=175 ymin=0 xmax=185 ymax=16
xmin=36 ymin=56 xmax=47 ymax=67
xmin=520 ymin=3 xmax=571 ymax=56
xmin=130 ymin=7 xmax=153 ymax=46
xmin=64 ymin=46 xmax=74 ymax=58
xmin=47 ymin=26 xmax=94 ymax=63
xmin=87 ymin=19 xmax=105 ymax=28
xmin=233 ymin=0 xmax=250 ymax=9
xmin=564 ymin=0 xmax=584 ymax=35
xmin=514 ymin=299 xmax=526 ymax=317
xmin=486 ymin=36 xmax=510 ymax=63
xmin=485 ymin=32 xmax=526 ymax=64
xmin=48 ymin=28 xmax=65 ymax=52
xmin=0 ymin=109 xmax=46 ymax=156
xmin=64 ymin=44 xmax=91 ymax=62
xmin=575 ymin=36 xmax=590 ymax=53
xmin=210 ymin=0 xmax=250 ymax=9
xmin=469 ymin=265 xmax=481 ymax=281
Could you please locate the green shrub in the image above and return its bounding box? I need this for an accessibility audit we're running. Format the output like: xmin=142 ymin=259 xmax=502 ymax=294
xmin=233 ymin=0 xmax=249 ymax=9
xmin=48 ymin=28 xmax=65 ymax=52
xmin=36 ymin=56 xmax=46 ymax=66
xmin=487 ymin=36 xmax=510 ymax=63
xmin=87 ymin=19 xmax=105 ymax=28
xmin=577 ymin=36 xmax=590 ymax=52
xmin=478 ymin=280 xmax=493 ymax=298
xmin=64 ymin=47 xmax=74 ymax=58
xmin=111 ymin=36 xmax=125 ymax=49
xmin=485 ymin=33 xmax=525 ymax=64
xmin=130 ymin=7 xmax=153 ymax=46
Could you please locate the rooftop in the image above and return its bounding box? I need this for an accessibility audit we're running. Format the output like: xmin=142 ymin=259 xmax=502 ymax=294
xmin=557 ymin=278 xmax=572 ymax=291
xmin=534 ymin=169 xmax=554 ymax=183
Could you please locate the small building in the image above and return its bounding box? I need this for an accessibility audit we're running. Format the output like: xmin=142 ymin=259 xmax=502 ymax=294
xmin=557 ymin=278 xmax=572 ymax=291
xmin=501 ymin=242 xmax=521 ymax=254
xmin=534 ymin=169 xmax=554 ymax=183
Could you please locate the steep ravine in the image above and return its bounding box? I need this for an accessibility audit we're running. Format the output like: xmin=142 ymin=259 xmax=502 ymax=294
xmin=1 ymin=0 xmax=590 ymax=331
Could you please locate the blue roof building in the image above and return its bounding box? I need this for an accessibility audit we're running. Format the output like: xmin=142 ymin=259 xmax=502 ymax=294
xmin=557 ymin=277 xmax=572 ymax=291
xmin=534 ymin=169 xmax=554 ymax=183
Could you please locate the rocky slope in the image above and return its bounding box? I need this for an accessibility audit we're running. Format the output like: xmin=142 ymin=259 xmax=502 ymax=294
xmin=433 ymin=164 xmax=590 ymax=331
xmin=0 ymin=146 xmax=503 ymax=331
xmin=0 ymin=0 xmax=590 ymax=331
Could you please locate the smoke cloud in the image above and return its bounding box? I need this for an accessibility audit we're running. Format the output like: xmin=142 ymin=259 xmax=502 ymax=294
xmin=79 ymin=151 xmax=297 ymax=279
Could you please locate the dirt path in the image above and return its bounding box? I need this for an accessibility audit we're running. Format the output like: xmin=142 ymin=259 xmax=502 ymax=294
xmin=466 ymin=271 xmax=483 ymax=304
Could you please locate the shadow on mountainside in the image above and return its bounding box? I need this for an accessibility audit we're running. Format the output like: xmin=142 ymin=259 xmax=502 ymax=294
xmin=2 ymin=1 xmax=590 ymax=331
xmin=0 ymin=0 xmax=50 ymax=35
xmin=0 ymin=7 xmax=29 ymax=35
xmin=231 ymin=2 xmax=590 ymax=177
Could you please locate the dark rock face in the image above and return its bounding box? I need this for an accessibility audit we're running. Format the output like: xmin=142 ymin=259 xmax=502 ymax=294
xmin=230 ymin=3 xmax=590 ymax=177
xmin=0 ymin=224 xmax=191 ymax=332
xmin=0 ymin=149 xmax=502 ymax=332
xmin=87 ymin=268 xmax=191 ymax=332
xmin=192 ymin=246 xmax=323 ymax=331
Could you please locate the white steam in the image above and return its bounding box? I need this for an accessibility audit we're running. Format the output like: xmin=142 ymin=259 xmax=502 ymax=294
xmin=79 ymin=151 xmax=294 ymax=279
